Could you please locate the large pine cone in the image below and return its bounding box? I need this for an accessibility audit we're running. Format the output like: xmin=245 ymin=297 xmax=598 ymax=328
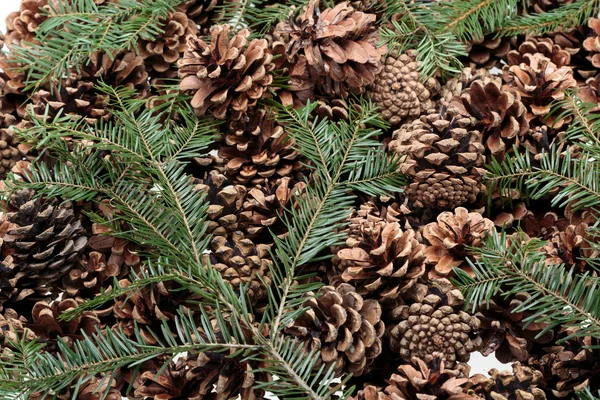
xmin=389 ymin=109 xmax=486 ymax=210
xmin=330 ymin=202 xmax=426 ymax=304
xmin=389 ymin=279 xmax=481 ymax=367
xmin=368 ymin=50 xmax=439 ymax=125
xmin=279 ymin=0 xmax=385 ymax=98
xmin=179 ymin=25 xmax=275 ymax=120
xmin=285 ymin=283 xmax=385 ymax=376
xmin=1 ymin=190 xmax=88 ymax=304
xmin=467 ymin=362 xmax=546 ymax=400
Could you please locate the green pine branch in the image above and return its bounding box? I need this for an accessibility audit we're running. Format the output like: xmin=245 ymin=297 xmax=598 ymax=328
xmin=551 ymin=90 xmax=600 ymax=157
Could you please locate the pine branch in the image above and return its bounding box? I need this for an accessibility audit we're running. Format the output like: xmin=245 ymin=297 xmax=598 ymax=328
xmin=551 ymin=90 xmax=600 ymax=156
xmin=578 ymin=388 xmax=600 ymax=400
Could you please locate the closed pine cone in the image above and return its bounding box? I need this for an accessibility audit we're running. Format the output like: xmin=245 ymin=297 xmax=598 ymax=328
xmin=389 ymin=109 xmax=487 ymax=210
xmin=279 ymin=0 xmax=385 ymax=98
xmin=389 ymin=279 xmax=481 ymax=367
xmin=0 ymin=127 xmax=30 ymax=180
xmin=179 ymin=25 xmax=275 ymax=120
xmin=285 ymin=283 xmax=385 ymax=376
xmin=351 ymin=353 xmax=476 ymax=400
xmin=423 ymin=207 xmax=494 ymax=278
xmin=219 ymin=108 xmax=303 ymax=186
xmin=467 ymin=362 xmax=546 ymax=400
xmin=330 ymin=201 xmax=426 ymax=304
xmin=368 ymin=50 xmax=439 ymax=125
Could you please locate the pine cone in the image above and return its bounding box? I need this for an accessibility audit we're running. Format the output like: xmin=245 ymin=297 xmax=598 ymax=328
xmin=139 ymin=12 xmax=198 ymax=78
xmin=0 ymin=308 xmax=35 ymax=348
xmin=279 ymin=0 xmax=385 ymax=98
xmin=219 ymin=108 xmax=304 ymax=186
xmin=82 ymin=51 xmax=150 ymax=97
xmin=368 ymin=50 xmax=439 ymax=125
xmin=352 ymin=353 xmax=475 ymax=400
xmin=314 ymin=98 xmax=353 ymax=122
xmin=270 ymin=40 xmax=316 ymax=107
xmin=502 ymin=53 xmax=576 ymax=128
xmin=330 ymin=202 xmax=426 ymax=304
xmin=4 ymin=0 xmax=50 ymax=49
xmin=179 ymin=25 xmax=275 ymax=120
xmin=1 ymin=190 xmax=88 ymax=304
xmin=584 ymin=18 xmax=600 ymax=69
xmin=285 ymin=283 xmax=385 ymax=376
xmin=0 ymin=127 xmax=30 ymax=180
xmin=459 ymin=80 xmax=529 ymax=161
xmin=438 ymin=67 xmax=493 ymax=108
xmin=176 ymin=0 xmax=226 ymax=29
xmin=465 ymin=34 xmax=513 ymax=69
xmin=507 ymin=38 xmax=571 ymax=68
xmin=389 ymin=279 xmax=481 ymax=367
xmin=423 ymin=207 xmax=494 ymax=278
xmin=389 ymin=109 xmax=487 ymax=210
xmin=467 ymin=362 xmax=546 ymax=400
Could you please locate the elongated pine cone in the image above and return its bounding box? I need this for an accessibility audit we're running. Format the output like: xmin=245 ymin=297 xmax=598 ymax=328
xmin=179 ymin=25 xmax=275 ymax=120
xmin=368 ymin=50 xmax=439 ymax=125
xmin=285 ymin=283 xmax=385 ymax=376
xmin=279 ymin=0 xmax=385 ymax=98
xmin=389 ymin=279 xmax=481 ymax=367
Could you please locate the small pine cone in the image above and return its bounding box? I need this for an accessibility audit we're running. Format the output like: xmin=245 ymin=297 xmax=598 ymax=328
xmin=459 ymin=80 xmax=529 ymax=161
xmin=502 ymin=53 xmax=577 ymax=128
xmin=438 ymin=67 xmax=494 ymax=108
xmin=507 ymin=37 xmax=571 ymax=68
xmin=4 ymin=0 xmax=50 ymax=49
xmin=368 ymin=50 xmax=439 ymax=125
xmin=467 ymin=362 xmax=546 ymax=400
xmin=206 ymin=231 xmax=273 ymax=303
xmin=389 ymin=109 xmax=487 ymax=210
xmin=330 ymin=201 xmax=426 ymax=304
xmin=1 ymin=190 xmax=89 ymax=304
xmin=179 ymin=25 xmax=275 ymax=120
xmin=423 ymin=207 xmax=494 ymax=278
xmin=285 ymin=283 xmax=385 ymax=376
xmin=138 ymin=12 xmax=198 ymax=78
xmin=352 ymin=353 xmax=474 ymax=400
xmin=389 ymin=279 xmax=481 ymax=367
xmin=279 ymin=0 xmax=386 ymax=98
xmin=465 ymin=34 xmax=512 ymax=69
xmin=82 ymin=51 xmax=150 ymax=97
xmin=219 ymin=108 xmax=303 ymax=186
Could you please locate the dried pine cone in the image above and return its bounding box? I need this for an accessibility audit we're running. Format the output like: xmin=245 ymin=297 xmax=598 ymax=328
xmin=279 ymin=0 xmax=385 ymax=98
xmin=4 ymin=0 xmax=51 ymax=49
xmin=389 ymin=279 xmax=481 ymax=367
xmin=0 ymin=308 xmax=35 ymax=348
xmin=0 ymin=127 xmax=30 ymax=180
xmin=176 ymin=0 xmax=226 ymax=28
xmin=467 ymin=362 xmax=547 ymax=400
xmin=285 ymin=283 xmax=385 ymax=376
xmin=368 ymin=50 xmax=439 ymax=125
xmin=438 ymin=67 xmax=493 ymax=108
xmin=423 ymin=207 xmax=494 ymax=278
xmin=465 ymin=34 xmax=513 ymax=69
xmin=179 ymin=25 xmax=275 ymax=120
xmin=584 ymin=18 xmax=600 ymax=69
xmin=82 ymin=51 xmax=150 ymax=97
xmin=507 ymin=37 xmax=571 ymax=68
xmin=389 ymin=109 xmax=487 ymax=210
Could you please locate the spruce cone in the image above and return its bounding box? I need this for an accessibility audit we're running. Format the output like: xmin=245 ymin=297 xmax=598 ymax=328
xmin=459 ymin=80 xmax=529 ymax=161
xmin=4 ymin=0 xmax=50 ymax=49
xmin=285 ymin=283 xmax=385 ymax=376
xmin=219 ymin=108 xmax=303 ymax=186
xmin=368 ymin=50 xmax=439 ymax=125
xmin=179 ymin=25 xmax=275 ymax=120
xmin=330 ymin=202 xmax=426 ymax=304
xmin=467 ymin=362 xmax=546 ymax=400
xmin=423 ymin=207 xmax=494 ymax=278
xmin=352 ymin=353 xmax=475 ymax=400
xmin=389 ymin=279 xmax=481 ymax=367
xmin=389 ymin=109 xmax=487 ymax=210
xmin=279 ymin=0 xmax=385 ymax=98
xmin=1 ymin=190 xmax=88 ymax=304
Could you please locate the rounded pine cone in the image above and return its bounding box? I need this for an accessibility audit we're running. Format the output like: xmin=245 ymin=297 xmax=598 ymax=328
xmin=389 ymin=109 xmax=487 ymax=210
xmin=467 ymin=362 xmax=546 ymax=400
xmin=437 ymin=67 xmax=492 ymax=108
xmin=179 ymin=25 xmax=275 ymax=120
xmin=368 ymin=50 xmax=439 ymax=125
xmin=389 ymin=279 xmax=481 ymax=367
xmin=285 ymin=283 xmax=385 ymax=376
xmin=279 ymin=0 xmax=385 ymax=98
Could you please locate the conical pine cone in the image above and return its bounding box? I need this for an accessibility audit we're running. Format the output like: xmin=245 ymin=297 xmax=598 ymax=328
xmin=389 ymin=279 xmax=481 ymax=367
xmin=285 ymin=283 xmax=385 ymax=376
xmin=389 ymin=109 xmax=487 ymax=210
xmin=330 ymin=202 xmax=426 ymax=304
xmin=467 ymin=362 xmax=546 ymax=400
xmin=368 ymin=50 xmax=439 ymax=125
xmin=179 ymin=25 xmax=275 ymax=120
xmin=423 ymin=207 xmax=494 ymax=278
xmin=279 ymin=0 xmax=385 ymax=98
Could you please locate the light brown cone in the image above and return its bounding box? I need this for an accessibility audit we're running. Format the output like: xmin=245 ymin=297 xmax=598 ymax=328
xmin=467 ymin=362 xmax=547 ymax=400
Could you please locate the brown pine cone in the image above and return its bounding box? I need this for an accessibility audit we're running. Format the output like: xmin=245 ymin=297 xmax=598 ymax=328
xmin=438 ymin=67 xmax=494 ymax=108
xmin=285 ymin=283 xmax=385 ymax=376
xmin=0 ymin=127 xmax=30 ymax=180
xmin=279 ymin=0 xmax=385 ymax=98
xmin=176 ymin=0 xmax=226 ymax=29
xmin=467 ymin=362 xmax=546 ymax=400
xmin=82 ymin=51 xmax=150 ymax=97
xmin=389 ymin=279 xmax=481 ymax=367
xmin=0 ymin=308 xmax=35 ymax=348
xmin=270 ymin=39 xmax=316 ymax=107
xmin=4 ymin=0 xmax=50 ymax=49
xmin=465 ymin=34 xmax=513 ymax=69
xmin=459 ymin=80 xmax=529 ymax=161
xmin=368 ymin=50 xmax=439 ymax=125
xmin=314 ymin=98 xmax=354 ymax=122
xmin=179 ymin=25 xmax=275 ymax=120
xmin=584 ymin=18 xmax=600 ymax=69
xmin=423 ymin=207 xmax=494 ymax=278
xmin=389 ymin=109 xmax=487 ymax=210
xmin=329 ymin=201 xmax=426 ymax=304
xmin=139 ymin=12 xmax=198 ymax=78
xmin=507 ymin=38 xmax=571 ymax=68
xmin=219 ymin=108 xmax=304 ymax=186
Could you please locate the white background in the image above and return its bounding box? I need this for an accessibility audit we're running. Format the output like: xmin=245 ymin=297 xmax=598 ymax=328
xmin=0 ymin=0 xmax=508 ymax=381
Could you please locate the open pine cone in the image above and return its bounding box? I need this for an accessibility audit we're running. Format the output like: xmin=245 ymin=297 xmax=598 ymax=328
xmin=467 ymin=362 xmax=547 ymax=400
xmin=4 ymin=0 xmax=51 ymax=49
